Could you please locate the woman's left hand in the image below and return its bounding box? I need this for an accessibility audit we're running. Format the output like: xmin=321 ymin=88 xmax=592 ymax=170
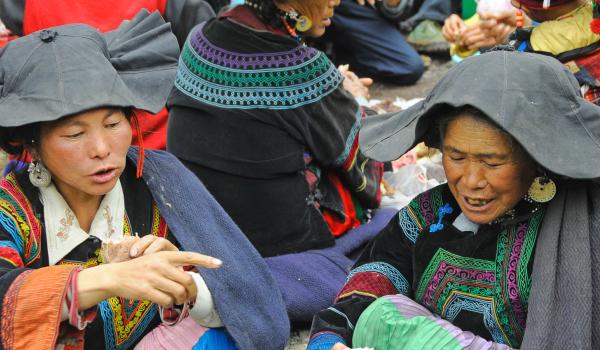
xmin=339 ymin=64 xmax=373 ymax=99
xmin=130 ymin=235 xmax=179 ymax=258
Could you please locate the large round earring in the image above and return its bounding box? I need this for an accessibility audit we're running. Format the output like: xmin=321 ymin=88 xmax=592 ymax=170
xmin=28 ymin=160 xmax=52 ymax=188
xmin=295 ymin=15 xmax=312 ymax=32
xmin=526 ymin=176 xmax=556 ymax=203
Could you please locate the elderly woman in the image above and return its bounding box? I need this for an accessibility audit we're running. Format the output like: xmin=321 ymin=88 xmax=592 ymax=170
xmin=0 ymin=11 xmax=288 ymax=350
xmin=167 ymin=0 xmax=383 ymax=257
xmin=308 ymin=49 xmax=600 ymax=350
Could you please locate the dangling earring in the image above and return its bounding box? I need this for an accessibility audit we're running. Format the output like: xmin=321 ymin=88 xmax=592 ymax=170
xmin=28 ymin=160 xmax=52 ymax=188
xmin=515 ymin=2 xmax=524 ymax=28
xmin=526 ymin=175 xmax=556 ymax=203
xmin=295 ymin=15 xmax=312 ymax=32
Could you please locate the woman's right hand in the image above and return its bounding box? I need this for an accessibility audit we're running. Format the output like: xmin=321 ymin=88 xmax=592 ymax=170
xmin=78 ymin=251 xmax=222 ymax=310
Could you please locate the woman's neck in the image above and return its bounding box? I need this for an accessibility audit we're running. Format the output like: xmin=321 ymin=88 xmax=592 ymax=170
xmin=55 ymin=185 xmax=103 ymax=233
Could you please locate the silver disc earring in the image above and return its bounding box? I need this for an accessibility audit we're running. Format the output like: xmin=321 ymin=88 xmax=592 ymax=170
xmin=28 ymin=160 xmax=52 ymax=188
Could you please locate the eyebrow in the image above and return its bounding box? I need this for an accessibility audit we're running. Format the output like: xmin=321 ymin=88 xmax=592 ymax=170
xmin=61 ymin=110 xmax=118 ymax=127
xmin=443 ymin=145 xmax=509 ymax=160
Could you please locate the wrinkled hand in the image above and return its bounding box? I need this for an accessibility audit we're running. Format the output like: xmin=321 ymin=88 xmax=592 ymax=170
xmin=339 ymin=64 xmax=373 ymax=99
xmin=457 ymin=20 xmax=512 ymax=51
xmin=442 ymin=14 xmax=467 ymax=43
xmin=129 ymin=235 xmax=179 ymax=258
xmin=106 ymin=251 xmax=222 ymax=307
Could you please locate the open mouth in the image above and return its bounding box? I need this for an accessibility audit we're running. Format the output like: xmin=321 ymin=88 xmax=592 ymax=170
xmin=94 ymin=168 xmax=113 ymax=176
xmin=465 ymin=197 xmax=491 ymax=207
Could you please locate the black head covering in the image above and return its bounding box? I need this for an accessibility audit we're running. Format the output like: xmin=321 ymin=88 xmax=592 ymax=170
xmin=0 ymin=9 xmax=179 ymax=127
xmin=360 ymin=49 xmax=600 ymax=179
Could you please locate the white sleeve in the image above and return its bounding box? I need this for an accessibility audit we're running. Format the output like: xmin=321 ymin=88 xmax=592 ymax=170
xmin=187 ymin=271 xmax=224 ymax=328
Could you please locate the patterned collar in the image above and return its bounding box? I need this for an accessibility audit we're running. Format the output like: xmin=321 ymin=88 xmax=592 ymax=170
xmin=40 ymin=180 xmax=125 ymax=265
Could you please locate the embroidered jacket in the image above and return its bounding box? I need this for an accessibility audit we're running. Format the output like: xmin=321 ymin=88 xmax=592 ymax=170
xmin=309 ymin=184 xmax=548 ymax=349
xmin=0 ymin=162 xmax=171 ymax=350
xmin=167 ymin=7 xmax=383 ymax=257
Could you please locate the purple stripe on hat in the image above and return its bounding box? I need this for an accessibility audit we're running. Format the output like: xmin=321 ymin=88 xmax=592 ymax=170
xmin=190 ymin=23 xmax=318 ymax=70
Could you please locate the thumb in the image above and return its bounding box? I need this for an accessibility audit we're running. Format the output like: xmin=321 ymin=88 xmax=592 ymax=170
xmin=359 ymin=77 xmax=373 ymax=86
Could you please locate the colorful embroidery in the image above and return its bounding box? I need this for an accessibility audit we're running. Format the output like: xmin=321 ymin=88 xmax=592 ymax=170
xmin=151 ymin=203 xmax=169 ymax=238
xmin=0 ymin=174 xmax=41 ymax=266
xmin=175 ymin=23 xmax=343 ymax=110
xmin=57 ymin=209 xmax=75 ymax=242
xmin=99 ymin=298 xmax=157 ymax=350
xmin=414 ymin=209 xmax=544 ymax=347
xmin=347 ymin=262 xmax=410 ymax=295
xmin=336 ymin=271 xmax=398 ymax=301
xmin=334 ymin=109 xmax=363 ymax=169
xmin=398 ymin=206 xmax=422 ymax=244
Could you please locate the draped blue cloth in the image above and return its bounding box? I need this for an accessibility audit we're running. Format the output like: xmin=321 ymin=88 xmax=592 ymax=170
xmin=128 ymin=148 xmax=290 ymax=350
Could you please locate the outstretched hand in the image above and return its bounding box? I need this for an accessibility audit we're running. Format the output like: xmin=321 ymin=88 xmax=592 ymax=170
xmin=87 ymin=251 xmax=222 ymax=308
xmin=339 ymin=64 xmax=372 ymax=100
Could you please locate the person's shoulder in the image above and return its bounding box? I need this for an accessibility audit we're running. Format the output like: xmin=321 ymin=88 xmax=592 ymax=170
xmin=531 ymin=2 xmax=598 ymax=55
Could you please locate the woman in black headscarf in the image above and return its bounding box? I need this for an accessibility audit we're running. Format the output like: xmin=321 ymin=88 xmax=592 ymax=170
xmin=308 ymin=49 xmax=600 ymax=350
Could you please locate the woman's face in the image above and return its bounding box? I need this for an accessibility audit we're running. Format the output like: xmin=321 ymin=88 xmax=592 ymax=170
xmin=36 ymin=107 xmax=132 ymax=203
xmin=281 ymin=0 xmax=340 ymax=38
xmin=442 ymin=114 xmax=536 ymax=224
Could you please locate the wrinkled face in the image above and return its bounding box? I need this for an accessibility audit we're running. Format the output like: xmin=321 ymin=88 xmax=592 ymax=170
xmin=442 ymin=114 xmax=536 ymax=224
xmin=36 ymin=107 xmax=132 ymax=203
xmin=279 ymin=0 xmax=340 ymax=37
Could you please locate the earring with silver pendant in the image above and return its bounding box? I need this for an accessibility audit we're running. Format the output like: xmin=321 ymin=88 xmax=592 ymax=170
xmin=28 ymin=160 xmax=52 ymax=188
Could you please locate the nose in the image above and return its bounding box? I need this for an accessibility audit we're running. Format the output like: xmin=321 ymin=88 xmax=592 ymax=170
xmin=89 ymin=132 xmax=111 ymax=159
xmin=462 ymin=161 xmax=487 ymax=190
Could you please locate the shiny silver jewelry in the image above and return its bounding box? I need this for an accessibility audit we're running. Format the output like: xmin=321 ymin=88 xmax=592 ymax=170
xmin=28 ymin=160 xmax=52 ymax=188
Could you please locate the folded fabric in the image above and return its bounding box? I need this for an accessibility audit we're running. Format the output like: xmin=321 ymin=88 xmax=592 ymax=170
xmin=265 ymin=208 xmax=398 ymax=322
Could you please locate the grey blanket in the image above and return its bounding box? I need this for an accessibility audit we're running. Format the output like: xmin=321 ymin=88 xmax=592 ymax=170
xmin=522 ymin=180 xmax=600 ymax=349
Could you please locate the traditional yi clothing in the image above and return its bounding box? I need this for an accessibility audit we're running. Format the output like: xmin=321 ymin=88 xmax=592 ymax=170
xmin=0 ymin=11 xmax=289 ymax=350
xmin=167 ymin=5 xmax=383 ymax=257
xmin=309 ymin=50 xmax=600 ymax=350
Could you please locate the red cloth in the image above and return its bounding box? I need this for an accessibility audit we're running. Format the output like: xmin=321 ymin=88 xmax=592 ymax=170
xmin=322 ymin=173 xmax=362 ymax=237
xmin=22 ymin=0 xmax=170 ymax=150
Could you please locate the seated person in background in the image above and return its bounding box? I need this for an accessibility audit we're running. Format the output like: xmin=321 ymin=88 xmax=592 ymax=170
xmin=318 ymin=0 xmax=451 ymax=85
xmin=308 ymin=49 xmax=600 ymax=350
xmin=443 ymin=0 xmax=517 ymax=60
xmin=167 ymin=0 xmax=383 ymax=257
xmin=0 ymin=11 xmax=288 ymax=350
xmin=0 ymin=0 xmax=216 ymax=149
xmin=506 ymin=0 xmax=600 ymax=106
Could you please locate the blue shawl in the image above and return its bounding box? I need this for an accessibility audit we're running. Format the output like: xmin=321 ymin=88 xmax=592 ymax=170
xmin=128 ymin=148 xmax=290 ymax=350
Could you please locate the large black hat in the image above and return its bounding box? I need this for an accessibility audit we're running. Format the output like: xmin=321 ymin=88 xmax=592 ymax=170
xmin=0 ymin=10 xmax=179 ymax=127
xmin=360 ymin=49 xmax=600 ymax=179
